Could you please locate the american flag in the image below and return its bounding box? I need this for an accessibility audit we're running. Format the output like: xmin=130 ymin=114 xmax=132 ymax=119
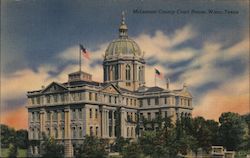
xmin=80 ymin=44 xmax=90 ymax=60
xmin=155 ymin=68 xmax=164 ymax=79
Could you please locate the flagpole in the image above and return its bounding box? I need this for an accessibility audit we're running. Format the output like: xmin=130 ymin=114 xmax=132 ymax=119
xmin=79 ymin=44 xmax=82 ymax=72
xmin=155 ymin=73 xmax=156 ymax=87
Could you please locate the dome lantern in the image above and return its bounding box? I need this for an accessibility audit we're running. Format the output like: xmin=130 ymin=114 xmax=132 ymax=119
xmin=119 ymin=11 xmax=128 ymax=38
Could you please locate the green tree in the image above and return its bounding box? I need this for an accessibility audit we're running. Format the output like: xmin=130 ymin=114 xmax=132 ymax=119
xmin=74 ymin=136 xmax=108 ymax=158
xmin=7 ymin=144 xmax=17 ymax=158
xmin=0 ymin=124 xmax=16 ymax=148
xmin=122 ymin=142 xmax=143 ymax=158
xmin=16 ymin=129 xmax=28 ymax=149
xmin=111 ymin=137 xmax=130 ymax=152
xmin=219 ymin=112 xmax=245 ymax=150
xmin=41 ymin=135 xmax=64 ymax=158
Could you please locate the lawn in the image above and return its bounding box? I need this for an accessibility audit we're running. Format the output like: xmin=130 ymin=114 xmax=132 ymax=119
xmin=1 ymin=148 xmax=27 ymax=158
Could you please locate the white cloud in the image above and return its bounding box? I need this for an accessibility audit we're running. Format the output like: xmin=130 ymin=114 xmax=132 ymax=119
xmin=134 ymin=25 xmax=197 ymax=64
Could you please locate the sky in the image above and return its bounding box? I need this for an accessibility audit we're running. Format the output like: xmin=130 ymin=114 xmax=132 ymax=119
xmin=1 ymin=0 xmax=249 ymax=129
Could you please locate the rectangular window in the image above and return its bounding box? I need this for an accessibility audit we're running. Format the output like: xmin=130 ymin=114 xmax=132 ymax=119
xmin=31 ymin=98 xmax=35 ymax=104
xmin=37 ymin=112 xmax=40 ymax=122
xmin=90 ymin=109 xmax=92 ymax=118
xmin=90 ymin=126 xmax=93 ymax=136
xmin=155 ymin=98 xmax=159 ymax=105
xmin=147 ymin=98 xmax=151 ymax=105
xmin=147 ymin=112 xmax=151 ymax=120
xmin=53 ymin=111 xmax=58 ymax=121
xmin=79 ymin=109 xmax=82 ymax=119
xmin=46 ymin=95 xmax=50 ymax=104
xmin=79 ymin=127 xmax=82 ymax=138
xmin=130 ymin=99 xmax=132 ymax=106
xmin=140 ymin=113 xmax=143 ymax=119
xmin=109 ymin=96 xmax=112 ymax=103
xmin=53 ymin=95 xmax=58 ymax=102
xmin=126 ymin=98 xmax=128 ymax=105
xmin=96 ymin=127 xmax=98 ymax=136
xmin=37 ymin=97 xmax=40 ymax=104
xmin=164 ymin=97 xmax=167 ymax=104
xmin=61 ymin=127 xmax=65 ymax=139
xmin=32 ymin=112 xmax=35 ymax=121
xmin=114 ymin=97 xmax=117 ymax=104
xmin=139 ymin=100 xmax=143 ymax=107
xmin=72 ymin=127 xmax=76 ymax=138
xmin=95 ymin=93 xmax=98 ymax=101
xmin=61 ymin=111 xmax=65 ymax=121
xmin=47 ymin=112 xmax=51 ymax=121
xmin=95 ymin=109 xmax=98 ymax=119
xmin=89 ymin=92 xmax=92 ymax=101
xmin=134 ymin=99 xmax=136 ymax=106
xmin=165 ymin=111 xmax=168 ymax=118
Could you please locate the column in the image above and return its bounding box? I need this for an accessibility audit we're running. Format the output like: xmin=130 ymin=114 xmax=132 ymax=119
xmin=40 ymin=109 xmax=45 ymax=136
xmin=105 ymin=110 xmax=108 ymax=137
xmin=107 ymin=110 xmax=109 ymax=137
xmin=120 ymin=108 xmax=125 ymax=137
xmin=64 ymin=108 xmax=73 ymax=158
xmin=101 ymin=108 xmax=105 ymax=137
xmin=112 ymin=111 xmax=115 ymax=137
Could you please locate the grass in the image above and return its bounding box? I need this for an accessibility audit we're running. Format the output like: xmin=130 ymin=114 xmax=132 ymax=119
xmin=1 ymin=148 xmax=27 ymax=158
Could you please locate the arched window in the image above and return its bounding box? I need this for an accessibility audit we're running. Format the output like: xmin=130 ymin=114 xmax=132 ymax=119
xmin=125 ymin=65 xmax=131 ymax=80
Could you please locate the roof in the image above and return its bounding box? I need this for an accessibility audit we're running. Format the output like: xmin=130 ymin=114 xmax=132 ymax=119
xmin=62 ymin=80 xmax=104 ymax=87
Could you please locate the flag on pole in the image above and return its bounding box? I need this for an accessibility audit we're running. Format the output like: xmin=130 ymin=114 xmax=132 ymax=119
xmin=155 ymin=68 xmax=164 ymax=79
xmin=80 ymin=44 xmax=90 ymax=60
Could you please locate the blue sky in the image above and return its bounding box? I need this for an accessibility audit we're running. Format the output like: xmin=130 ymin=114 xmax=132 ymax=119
xmin=1 ymin=0 xmax=249 ymax=129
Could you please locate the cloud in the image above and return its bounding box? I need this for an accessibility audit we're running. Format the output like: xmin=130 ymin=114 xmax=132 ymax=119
xmin=134 ymin=25 xmax=197 ymax=64
xmin=193 ymin=72 xmax=249 ymax=120
xmin=58 ymin=43 xmax=108 ymax=62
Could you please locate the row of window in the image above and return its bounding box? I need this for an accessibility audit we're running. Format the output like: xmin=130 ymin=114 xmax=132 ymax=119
xmin=139 ymin=97 xmax=191 ymax=107
xmin=30 ymin=92 xmax=139 ymax=108
xmin=104 ymin=64 xmax=144 ymax=82
xmin=140 ymin=111 xmax=170 ymax=120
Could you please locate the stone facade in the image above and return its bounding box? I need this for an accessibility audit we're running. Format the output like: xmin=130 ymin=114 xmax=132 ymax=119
xmin=26 ymin=13 xmax=193 ymax=157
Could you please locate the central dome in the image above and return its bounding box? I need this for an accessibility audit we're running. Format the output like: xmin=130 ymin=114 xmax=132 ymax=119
xmin=104 ymin=12 xmax=143 ymax=59
xmin=105 ymin=38 xmax=142 ymax=58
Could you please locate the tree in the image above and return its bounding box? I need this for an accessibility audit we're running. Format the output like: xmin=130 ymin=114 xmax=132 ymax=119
xmin=0 ymin=124 xmax=16 ymax=148
xmin=122 ymin=142 xmax=143 ymax=158
xmin=219 ymin=112 xmax=245 ymax=150
xmin=111 ymin=137 xmax=130 ymax=152
xmin=41 ymin=135 xmax=64 ymax=158
xmin=8 ymin=144 xmax=17 ymax=158
xmin=16 ymin=129 xmax=28 ymax=149
xmin=74 ymin=136 xmax=108 ymax=158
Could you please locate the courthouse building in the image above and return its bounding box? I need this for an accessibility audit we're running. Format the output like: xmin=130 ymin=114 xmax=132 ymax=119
xmin=27 ymin=14 xmax=193 ymax=157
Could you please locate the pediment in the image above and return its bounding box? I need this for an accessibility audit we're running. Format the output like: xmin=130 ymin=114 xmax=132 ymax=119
xmin=41 ymin=82 xmax=68 ymax=93
xmin=100 ymin=84 xmax=121 ymax=94
xmin=179 ymin=90 xmax=192 ymax=98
